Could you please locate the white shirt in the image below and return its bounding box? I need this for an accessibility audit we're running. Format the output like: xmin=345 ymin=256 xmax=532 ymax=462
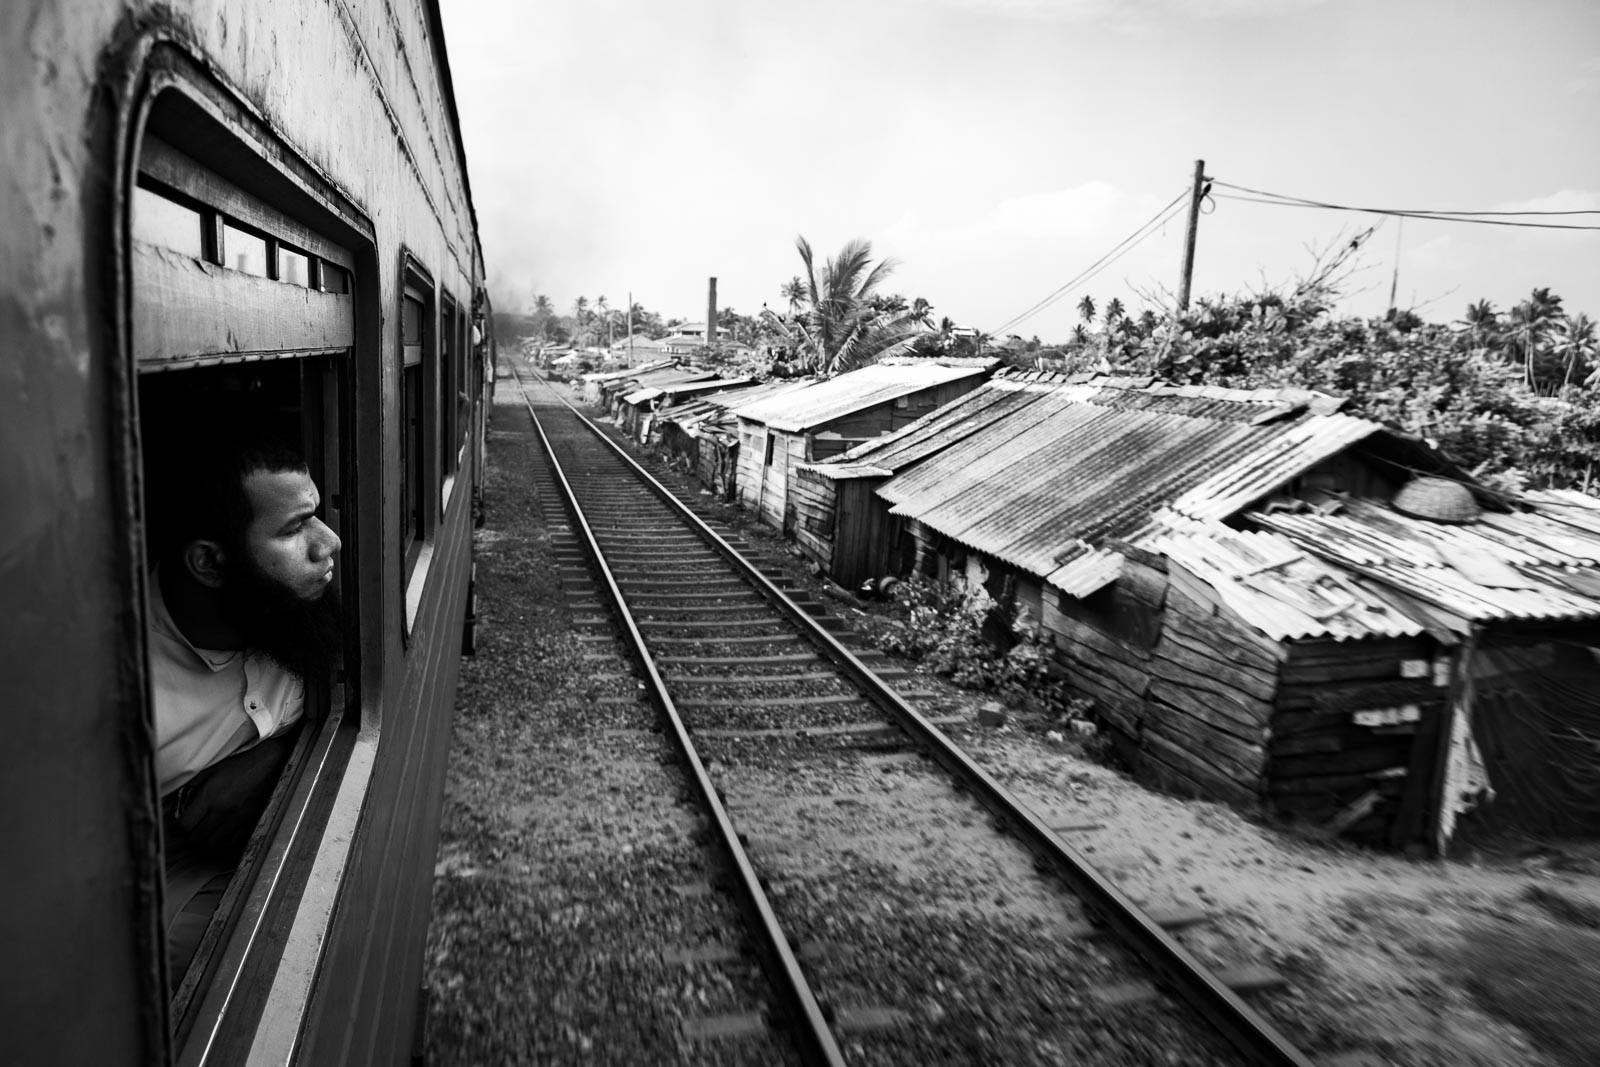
xmin=149 ymin=567 xmax=304 ymax=796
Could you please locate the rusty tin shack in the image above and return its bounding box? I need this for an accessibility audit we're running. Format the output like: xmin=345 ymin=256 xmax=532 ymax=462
xmin=731 ymin=358 xmax=997 ymax=533
xmin=804 ymin=372 xmax=1600 ymax=849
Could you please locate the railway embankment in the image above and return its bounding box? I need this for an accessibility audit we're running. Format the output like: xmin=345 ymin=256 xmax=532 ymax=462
xmin=423 ymin=370 xmax=1600 ymax=1067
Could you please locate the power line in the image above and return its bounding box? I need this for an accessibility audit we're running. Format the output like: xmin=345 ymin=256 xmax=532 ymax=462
xmin=1211 ymin=182 xmax=1600 ymax=231
xmin=990 ymin=190 xmax=1189 ymax=336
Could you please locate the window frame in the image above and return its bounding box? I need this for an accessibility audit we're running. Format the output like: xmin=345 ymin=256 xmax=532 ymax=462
xmin=125 ymin=76 xmax=371 ymax=1054
xmin=398 ymin=256 xmax=437 ymax=637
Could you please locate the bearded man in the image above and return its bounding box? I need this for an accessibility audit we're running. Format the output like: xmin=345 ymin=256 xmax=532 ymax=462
xmin=148 ymin=421 xmax=343 ymax=984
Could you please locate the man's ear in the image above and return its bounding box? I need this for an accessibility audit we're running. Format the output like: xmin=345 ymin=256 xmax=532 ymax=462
xmin=182 ymin=539 xmax=228 ymax=589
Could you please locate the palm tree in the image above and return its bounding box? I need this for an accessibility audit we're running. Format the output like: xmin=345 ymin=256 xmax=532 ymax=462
xmin=1077 ymin=295 xmax=1096 ymax=326
xmin=1104 ymin=297 xmax=1125 ymax=325
xmin=768 ymin=236 xmax=927 ymax=376
xmin=780 ymin=276 xmax=805 ymax=314
xmin=530 ymin=293 xmax=555 ymax=341
xmin=596 ymin=295 xmax=612 ymax=347
xmin=1554 ymin=312 xmax=1597 ymax=388
xmin=1461 ymin=299 xmax=1498 ymax=348
xmin=1510 ymin=288 xmax=1564 ymax=389
xmin=909 ymin=297 xmax=934 ymax=329
xmin=571 ymin=296 xmax=591 ymax=348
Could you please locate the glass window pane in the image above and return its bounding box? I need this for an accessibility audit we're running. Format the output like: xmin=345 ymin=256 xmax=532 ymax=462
xmin=133 ymin=186 xmax=204 ymax=258
xmin=223 ymin=223 xmax=268 ymax=277
xmin=402 ymin=295 xmax=423 ymax=346
xmin=278 ymin=246 xmax=311 ymax=287
xmin=321 ymin=262 xmax=348 ymax=294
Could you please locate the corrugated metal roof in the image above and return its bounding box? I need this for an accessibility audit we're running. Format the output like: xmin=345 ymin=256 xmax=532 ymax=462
xmin=1044 ymin=545 xmax=1124 ymax=597
xmin=1138 ymin=516 xmax=1423 ymax=641
xmin=880 ymin=400 xmax=1283 ymax=575
xmin=1249 ymin=499 xmax=1600 ymax=626
xmin=801 ymin=463 xmax=894 ymax=480
xmin=731 ymin=362 xmax=992 ymax=432
xmin=828 ymin=383 xmax=1054 ymax=474
xmin=1168 ymin=414 xmax=1380 ymax=521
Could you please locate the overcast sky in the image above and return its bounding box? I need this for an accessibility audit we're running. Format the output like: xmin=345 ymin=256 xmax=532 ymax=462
xmin=440 ymin=0 xmax=1599 ymax=339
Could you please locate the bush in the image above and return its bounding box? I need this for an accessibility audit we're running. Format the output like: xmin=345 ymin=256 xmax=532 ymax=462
xmin=870 ymin=577 xmax=1083 ymax=717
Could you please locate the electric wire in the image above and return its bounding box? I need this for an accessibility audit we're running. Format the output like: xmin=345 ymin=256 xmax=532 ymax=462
xmin=990 ymin=190 xmax=1189 ymax=336
xmin=1212 ymin=181 xmax=1600 ymax=231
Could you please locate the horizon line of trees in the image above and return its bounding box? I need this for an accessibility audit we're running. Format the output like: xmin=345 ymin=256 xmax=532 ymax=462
xmin=499 ymin=234 xmax=1599 ymax=492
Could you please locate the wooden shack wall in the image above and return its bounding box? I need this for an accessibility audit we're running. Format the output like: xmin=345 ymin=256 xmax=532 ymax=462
xmin=735 ymin=421 xmax=764 ymax=513
xmin=1270 ymin=635 xmax=1445 ymax=843
xmin=698 ymin=435 xmax=737 ymax=500
xmin=1042 ymin=560 xmax=1282 ymax=808
xmin=792 ymin=468 xmax=837 ymax=567
xmin=831 ymin=479 xmax=895 ymax=587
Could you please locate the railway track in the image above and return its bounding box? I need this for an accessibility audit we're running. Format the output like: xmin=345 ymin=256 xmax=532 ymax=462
xmin=509 ymin=362 xmax=1324 ymax=1067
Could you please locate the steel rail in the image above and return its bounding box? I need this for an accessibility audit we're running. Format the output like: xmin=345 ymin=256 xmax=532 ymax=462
xmin=513 ymin=370 xmax=848 ymax=1067
xmin=526 ymin=368 xmax=1319 ymax=1067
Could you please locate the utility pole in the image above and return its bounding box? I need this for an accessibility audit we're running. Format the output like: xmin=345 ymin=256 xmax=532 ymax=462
xmin=706 ymin=276 xmax=718 ymax=362
xmin=1386 ymin=218 xmax=1404 ymax=320
xmin=627 ymin=289 xmax=634 ymax=367
xmin=1176 ymin=159 xmax=1207 ymax=312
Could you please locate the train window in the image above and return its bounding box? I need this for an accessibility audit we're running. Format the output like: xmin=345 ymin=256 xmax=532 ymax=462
xmin=321 ymin=261 xmax=349 ymax=294
xmin=278 ymin=245 xmax=311 ymax=287
xmin=223 ymin=221 xmax=269 ymax=277
xmin=131 ymin=102 xmax=360 ymax=1040
xmin=133 ymin=185 xmax=206 ymax=258
xmin=441 ymin=299 xmax=458 ymax=483
xmin=400 ymin=276 xmax=433 ymax=611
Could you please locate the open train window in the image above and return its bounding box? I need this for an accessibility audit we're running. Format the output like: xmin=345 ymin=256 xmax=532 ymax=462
xmin=130 ymin=101 xmax=360 ymax=1041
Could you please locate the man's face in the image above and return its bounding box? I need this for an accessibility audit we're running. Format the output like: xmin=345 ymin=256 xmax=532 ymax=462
xmin=220 ymin=467 xmax=344 ymax=682
xmin=239 ymin=469 xmax=341 ymax=601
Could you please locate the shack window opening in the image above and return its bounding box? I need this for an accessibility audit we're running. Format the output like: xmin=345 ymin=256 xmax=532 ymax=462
xmin=764 ymin=434 xmax=776 ymax=466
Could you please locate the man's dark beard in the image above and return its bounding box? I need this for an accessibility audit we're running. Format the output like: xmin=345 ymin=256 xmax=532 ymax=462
xmin=221 ymin=551 xmax=344 ymax=688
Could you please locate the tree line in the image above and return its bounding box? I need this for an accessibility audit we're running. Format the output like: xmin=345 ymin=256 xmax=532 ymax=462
xmin=506 ymin=233 xmax=1599 ymax=492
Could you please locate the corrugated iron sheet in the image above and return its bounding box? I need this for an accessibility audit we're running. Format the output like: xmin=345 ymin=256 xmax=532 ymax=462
xmin=1044 ymin=545 xmax=1124 ymax=597
xmin=1168 ymin=414 xmax=1380 ymax=521
xmin=731 ymin=362 xmax=991 ymax=432
xmin=829 ymin=384 xmax=1054 ymax=474
xmin=880 ymin=401 xmax=1284 ymax=576
xmin=1138 ymin=516 xmax=1423 ymax=641
xmin=1249 ymin=500 xmax=1600 ymax=625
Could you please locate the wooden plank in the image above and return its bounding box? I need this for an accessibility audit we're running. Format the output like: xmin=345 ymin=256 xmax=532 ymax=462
xmin=1146 ymin=658 xmax=1274 ymax=721
xmin=1141 ymin=732 xmax=1262 ymax=807
xmin=1272 ymin=742 xmax=1412 ymax=779
xmin=133 ymin=243 xmax=353 ymax=367
xmin=1153 ymin=638 xmax=1278 ymax=703
xmin=1144 ymin=707 xmax=1267 ymax=783
xmin=1165 ymin=569 xmax=1288 ymax=662
xmin=1147 ymin=678 xmax=1267 ymax=739
xmin=1161 ymin=611 xmax=1279 ymax=676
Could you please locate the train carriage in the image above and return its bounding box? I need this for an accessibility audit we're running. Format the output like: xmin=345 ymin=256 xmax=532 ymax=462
xmin=1 ymin=2 xmax=493 ymax=1063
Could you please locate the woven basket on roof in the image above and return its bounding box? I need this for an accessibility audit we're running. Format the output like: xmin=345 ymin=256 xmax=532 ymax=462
xmin=1392 ymin=476 xmax=1481 ymax=524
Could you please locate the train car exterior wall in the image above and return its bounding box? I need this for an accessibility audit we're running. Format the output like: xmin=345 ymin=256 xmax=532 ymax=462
xmin=2 ymin=2 xmax=486 ymax=1064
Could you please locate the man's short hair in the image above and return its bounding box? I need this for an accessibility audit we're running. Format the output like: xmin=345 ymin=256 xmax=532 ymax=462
xmin=149 ymin=416 xmax=308 ymax=565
